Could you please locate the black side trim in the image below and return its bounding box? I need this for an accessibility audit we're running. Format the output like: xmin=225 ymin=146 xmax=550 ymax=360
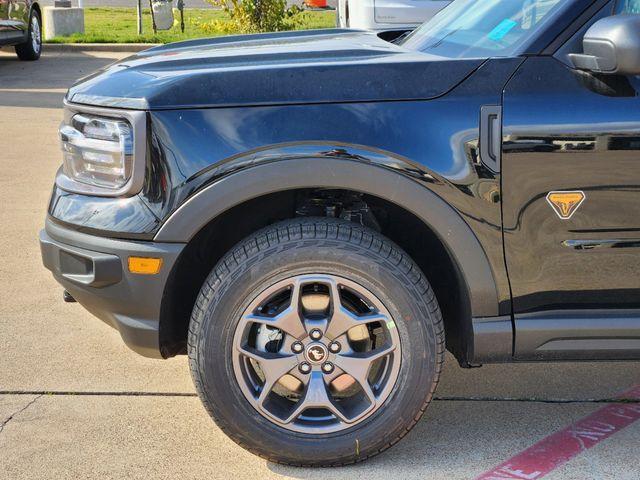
xmin=515 ymin=310 xmax=640 ymax=361
xmin=470 ymin=315 xmax=513 ymax=364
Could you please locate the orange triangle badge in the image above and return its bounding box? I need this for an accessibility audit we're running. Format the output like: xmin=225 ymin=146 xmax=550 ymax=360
xmin=546 ymin=191 xmax=586 ymax=220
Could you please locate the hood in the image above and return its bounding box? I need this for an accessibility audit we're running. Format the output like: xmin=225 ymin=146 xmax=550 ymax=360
xmin=67 ymin=29 xmax=483 ymax=110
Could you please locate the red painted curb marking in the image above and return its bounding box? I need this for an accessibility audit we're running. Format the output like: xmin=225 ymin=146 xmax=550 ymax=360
xmin=475 ymin=386 xmax=640 ymax=480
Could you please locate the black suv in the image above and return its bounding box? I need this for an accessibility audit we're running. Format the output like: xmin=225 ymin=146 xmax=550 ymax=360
xmin=40 ymin=0 xmax=640 ymax=466
xmin=0 ymin=1 xmax=41 ymax=60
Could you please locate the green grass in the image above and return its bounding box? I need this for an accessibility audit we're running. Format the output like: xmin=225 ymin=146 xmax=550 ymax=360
xmin=45 ymin=7 xmax=336 ymax=44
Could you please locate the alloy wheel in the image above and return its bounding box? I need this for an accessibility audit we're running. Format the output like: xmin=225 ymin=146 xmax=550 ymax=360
xmin=232 ymin=274 xmax=401 ymax=434
xmin=31 ymin=16 xmax=41 ymax=54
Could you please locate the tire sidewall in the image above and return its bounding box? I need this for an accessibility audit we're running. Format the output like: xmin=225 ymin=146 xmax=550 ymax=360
xmin=16 ymin=10 xmax=41 ymax=60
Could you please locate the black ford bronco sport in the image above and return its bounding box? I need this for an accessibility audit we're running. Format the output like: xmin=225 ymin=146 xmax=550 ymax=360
xmin=40 ymin=0 xmax=640 ymax=466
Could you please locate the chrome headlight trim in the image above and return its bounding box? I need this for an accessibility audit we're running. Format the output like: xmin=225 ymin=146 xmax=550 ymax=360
xmin=56 ymin=100 xmax=147 ymax=198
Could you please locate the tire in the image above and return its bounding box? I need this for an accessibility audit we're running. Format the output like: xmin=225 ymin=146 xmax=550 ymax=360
xmin=15 ymin=9 xmax=42 ymax=61
xmin=188 ymin=218 xmax=444 ymax=466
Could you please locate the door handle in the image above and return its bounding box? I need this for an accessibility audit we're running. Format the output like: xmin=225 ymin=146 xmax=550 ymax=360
xmin=480 ymin=105 xmax=502 ymax=173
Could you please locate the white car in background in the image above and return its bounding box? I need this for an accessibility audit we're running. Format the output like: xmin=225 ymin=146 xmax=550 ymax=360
xmin=336 ymin=0 xmax=450 ymax=31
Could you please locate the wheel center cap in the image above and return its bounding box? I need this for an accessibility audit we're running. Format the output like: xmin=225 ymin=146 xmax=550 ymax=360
xmin=305 ymin=343 xmax=328 ymax=364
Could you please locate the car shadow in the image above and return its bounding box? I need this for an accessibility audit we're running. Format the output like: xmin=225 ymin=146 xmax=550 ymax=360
xmin=265 ymin=354 xmax=640 ymax=478
xmin=263 ymin=396 xmax=597 ymax=479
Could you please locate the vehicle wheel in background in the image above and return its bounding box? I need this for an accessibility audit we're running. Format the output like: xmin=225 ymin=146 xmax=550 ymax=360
xmin=188 ymin=218 xmax=445 ymax=466
xmin=16 ymin=10 xmax=42 ymax=61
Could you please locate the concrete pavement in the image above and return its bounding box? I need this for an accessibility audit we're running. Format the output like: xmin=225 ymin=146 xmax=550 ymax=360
xmin=0 ymin=49 xmax=639 ymax=480
xmin=0 ymin=395 xmax=616 ymax=479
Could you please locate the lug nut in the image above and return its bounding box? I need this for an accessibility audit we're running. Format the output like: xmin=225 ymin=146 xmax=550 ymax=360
xmin=299 ymin=362 xmax=312 ymax=374
xmin=328 ymin=341 xmax=341 ymax=353
xmin=321 ymin=362 xmax=334 ymax=374
xmin=291 ymin=341 xmax=304 ymax=354
xmin=309 ymin=329 xmax=322 ymax=340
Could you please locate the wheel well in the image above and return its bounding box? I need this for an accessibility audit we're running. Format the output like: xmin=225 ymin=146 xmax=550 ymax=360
xmin=32 ymin=2 xmax=41 ymax=18
xmin=159 ymin=189 xmax=472 ymax=363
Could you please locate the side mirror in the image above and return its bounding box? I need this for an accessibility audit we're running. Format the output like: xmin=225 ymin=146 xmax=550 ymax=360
xmin=570 ymin=15 xmax=640 ymax=75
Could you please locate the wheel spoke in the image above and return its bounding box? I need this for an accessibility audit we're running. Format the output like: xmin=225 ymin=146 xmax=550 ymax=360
xmin=242 ymin=280 xmax=307 ymax=339
xmin=324 ymin=278 xmax=389 ymax=339
xmin=284 ymin=372 xmax=349 ymax=424
xmin=333 ymin=344 xmax=396 ymax=402
xmin=238 ymin=346 xmax=299 ymax=403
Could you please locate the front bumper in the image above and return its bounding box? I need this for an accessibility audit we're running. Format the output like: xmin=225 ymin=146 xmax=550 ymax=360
xmin=40 ymin=218 xmax=184 ymax=358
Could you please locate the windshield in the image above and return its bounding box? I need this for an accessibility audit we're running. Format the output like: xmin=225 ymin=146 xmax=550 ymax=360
xmin=401 ymin=0 xmax=567 ymax=58
xmin=616 ymin=0 xmax=640 ymax=13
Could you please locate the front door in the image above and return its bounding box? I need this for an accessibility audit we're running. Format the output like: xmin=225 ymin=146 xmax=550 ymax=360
xmin=501 ymin=3 xmax=640 ymax=359
xmin=0 ymin=1 xmax=10 ymax=32
xmin=0 ymin=0 xmax=26 ymax=40
xmin=7 ymin=0 xmax=29 ymax=31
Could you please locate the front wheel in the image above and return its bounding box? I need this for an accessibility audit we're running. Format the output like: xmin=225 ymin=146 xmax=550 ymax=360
xmin=188 ymin=218 xmax=444 ymax=466
xmin=15 ymin=10 xmax=42 ymax=61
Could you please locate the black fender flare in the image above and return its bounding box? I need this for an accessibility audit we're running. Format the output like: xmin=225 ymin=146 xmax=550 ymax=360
xmin=30 ymin=2 xmax=42 ymax=21
xmin=154 ymin=157 xmax=499 ymax=317
xmin=26 ymin=2 xmax=41 ymax=41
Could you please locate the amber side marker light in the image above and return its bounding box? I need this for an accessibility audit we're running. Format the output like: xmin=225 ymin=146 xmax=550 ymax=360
xmin=128 ymin=257 xmax=163 ymax=275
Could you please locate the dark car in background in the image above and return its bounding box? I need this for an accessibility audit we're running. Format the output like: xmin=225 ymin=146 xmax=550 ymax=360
xmin=41 ymin=0 xmax=640 ymax=468
xmin=0 ymin=0 xmax=42 ymax=60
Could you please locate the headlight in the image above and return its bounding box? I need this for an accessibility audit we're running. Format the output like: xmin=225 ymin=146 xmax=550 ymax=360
xmin=61 ymin=115 xmax=133 ymax=190
xmin=56 ymin=102 xmax=146 ymax=197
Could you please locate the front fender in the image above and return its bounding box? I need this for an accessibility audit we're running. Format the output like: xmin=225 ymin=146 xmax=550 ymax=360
xmin=154 ymin=155 xmax=500 ymax=318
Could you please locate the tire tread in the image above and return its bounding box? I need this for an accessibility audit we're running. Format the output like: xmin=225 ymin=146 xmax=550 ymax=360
xmin=188 ymin=218 xmax=445 ymax=467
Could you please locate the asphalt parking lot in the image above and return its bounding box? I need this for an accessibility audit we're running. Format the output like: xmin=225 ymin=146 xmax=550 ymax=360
xmin=1 ymin=49 xmax=639 ymax=480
